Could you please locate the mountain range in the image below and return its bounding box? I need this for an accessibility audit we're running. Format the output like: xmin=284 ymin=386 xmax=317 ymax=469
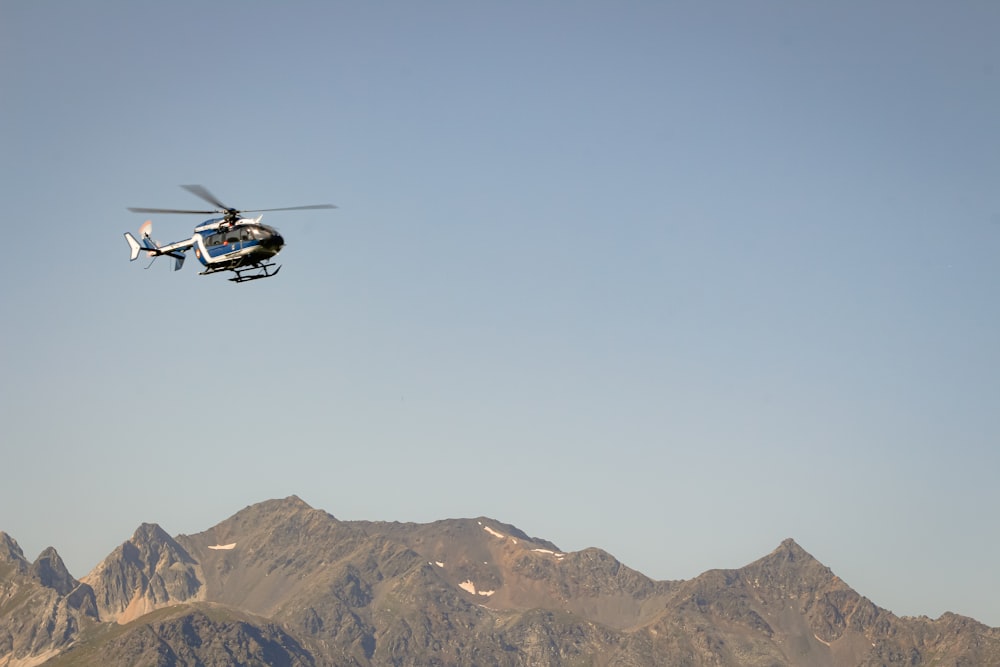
xmin=2 ymin=496 xmax=997 ymax=666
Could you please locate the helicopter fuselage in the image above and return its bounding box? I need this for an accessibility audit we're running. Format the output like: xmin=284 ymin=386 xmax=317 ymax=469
xmin=192 ymin=217 xmax=285 ymax=272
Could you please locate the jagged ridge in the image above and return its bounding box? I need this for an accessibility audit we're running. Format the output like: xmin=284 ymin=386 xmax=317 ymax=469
xmin=2 ymin=499 xmax=997 ymax=667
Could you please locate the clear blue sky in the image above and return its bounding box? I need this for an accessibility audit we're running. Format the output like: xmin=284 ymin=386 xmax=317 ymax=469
xmin=2 ymin=1 xmax=998 ymax=627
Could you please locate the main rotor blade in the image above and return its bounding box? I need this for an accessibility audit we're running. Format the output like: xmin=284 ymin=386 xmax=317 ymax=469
xmin=241 ymin=204 xmax=337 ymax=212
xmin=127 ymin=207 xmax=218 ymax=214
xmin=181 ymin=184 xmax=230 ymax=211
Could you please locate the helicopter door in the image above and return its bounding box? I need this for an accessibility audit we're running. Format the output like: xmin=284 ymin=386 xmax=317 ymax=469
xmin=224 ymin=230 xmax=241 ymax=254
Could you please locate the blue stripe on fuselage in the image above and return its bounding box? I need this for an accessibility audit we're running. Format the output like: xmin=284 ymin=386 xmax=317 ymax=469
xmin=205 ymin=238 xmax=264 ymax=259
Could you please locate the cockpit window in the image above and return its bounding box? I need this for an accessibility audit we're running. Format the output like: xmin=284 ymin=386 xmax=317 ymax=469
xmin=204 ymin=226 xmax=269 ymax=247
xmin=204 ymin=232 xmax=228 ymax=247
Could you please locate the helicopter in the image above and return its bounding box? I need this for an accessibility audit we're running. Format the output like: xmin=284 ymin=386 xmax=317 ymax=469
xmin=124 ymin=184 xmax=335 ymax=283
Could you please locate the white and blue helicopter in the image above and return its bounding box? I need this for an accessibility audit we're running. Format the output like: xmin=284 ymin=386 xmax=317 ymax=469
xmin=124 ymin=184 xmax=335 ymax=283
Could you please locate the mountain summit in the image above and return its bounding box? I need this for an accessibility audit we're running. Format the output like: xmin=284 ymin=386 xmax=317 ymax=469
xmin=3 ymin=498 xmax=997 ymax=666
xmin=82 ymin=521 xmax=202 ymax=624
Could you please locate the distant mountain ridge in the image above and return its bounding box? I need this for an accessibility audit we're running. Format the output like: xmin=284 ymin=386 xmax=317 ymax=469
xmin=2 ymin=496 xmax=997 ymax=666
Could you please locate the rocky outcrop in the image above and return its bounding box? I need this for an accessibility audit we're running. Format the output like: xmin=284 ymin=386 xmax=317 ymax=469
xmin=0 ymin=533 xmax=97 ymax=667
xmin=81 ymin=522 xmax=202 ymax=624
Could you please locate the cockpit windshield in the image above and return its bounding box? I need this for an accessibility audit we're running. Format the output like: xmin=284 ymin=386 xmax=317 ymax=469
xmin=204 ymin=224 xmax=270 ymax=247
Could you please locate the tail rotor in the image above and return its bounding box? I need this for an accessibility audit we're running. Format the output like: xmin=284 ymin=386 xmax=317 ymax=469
xmin=123 ymin=220 xmax=186 ymax=270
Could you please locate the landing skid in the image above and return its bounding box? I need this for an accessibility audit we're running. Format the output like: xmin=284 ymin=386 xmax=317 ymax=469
xmin=200 ymin=262 xmax=281 ymax=283
xmin=228 ymin=263 xmax=281 ymax=283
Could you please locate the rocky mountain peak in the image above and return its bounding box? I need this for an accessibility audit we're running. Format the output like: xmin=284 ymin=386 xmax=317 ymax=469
xmin=248 ymin=494 xmax=315 ymax=516
xmin=0 ymin=531 xmax=28 ymax=569
xmin=202 ymin=495 xmax=325 ymax=542
xmin=0 ymin=537 xmax=98 ymax=666
xmin=125 ymin=523 xmax=196 ymax=568
xmin=745 ymin=538 xmax=833 ymax=582
xmin=131 ymin=521 xmax=173 ymax=544
xmin=83 ymin=521 xmax=201 ymax=623
xmin=280 ymin=494 xmax=311 ymax=509
xmin=771 ymin=537 xmax=815 ymax=561
xmin=30 ymin=546 xmax=77 ymax=595
xmin=725 ymin=538 xmax=849 ymax=623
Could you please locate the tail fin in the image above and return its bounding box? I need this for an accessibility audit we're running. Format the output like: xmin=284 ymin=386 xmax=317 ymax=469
xmin=124 ymin=232 xmax=143 ymax=261
xmin=124 ymin=219 xmax=187 ymax=271
xmin=124 ymin=220 xmax=157 ymax=263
